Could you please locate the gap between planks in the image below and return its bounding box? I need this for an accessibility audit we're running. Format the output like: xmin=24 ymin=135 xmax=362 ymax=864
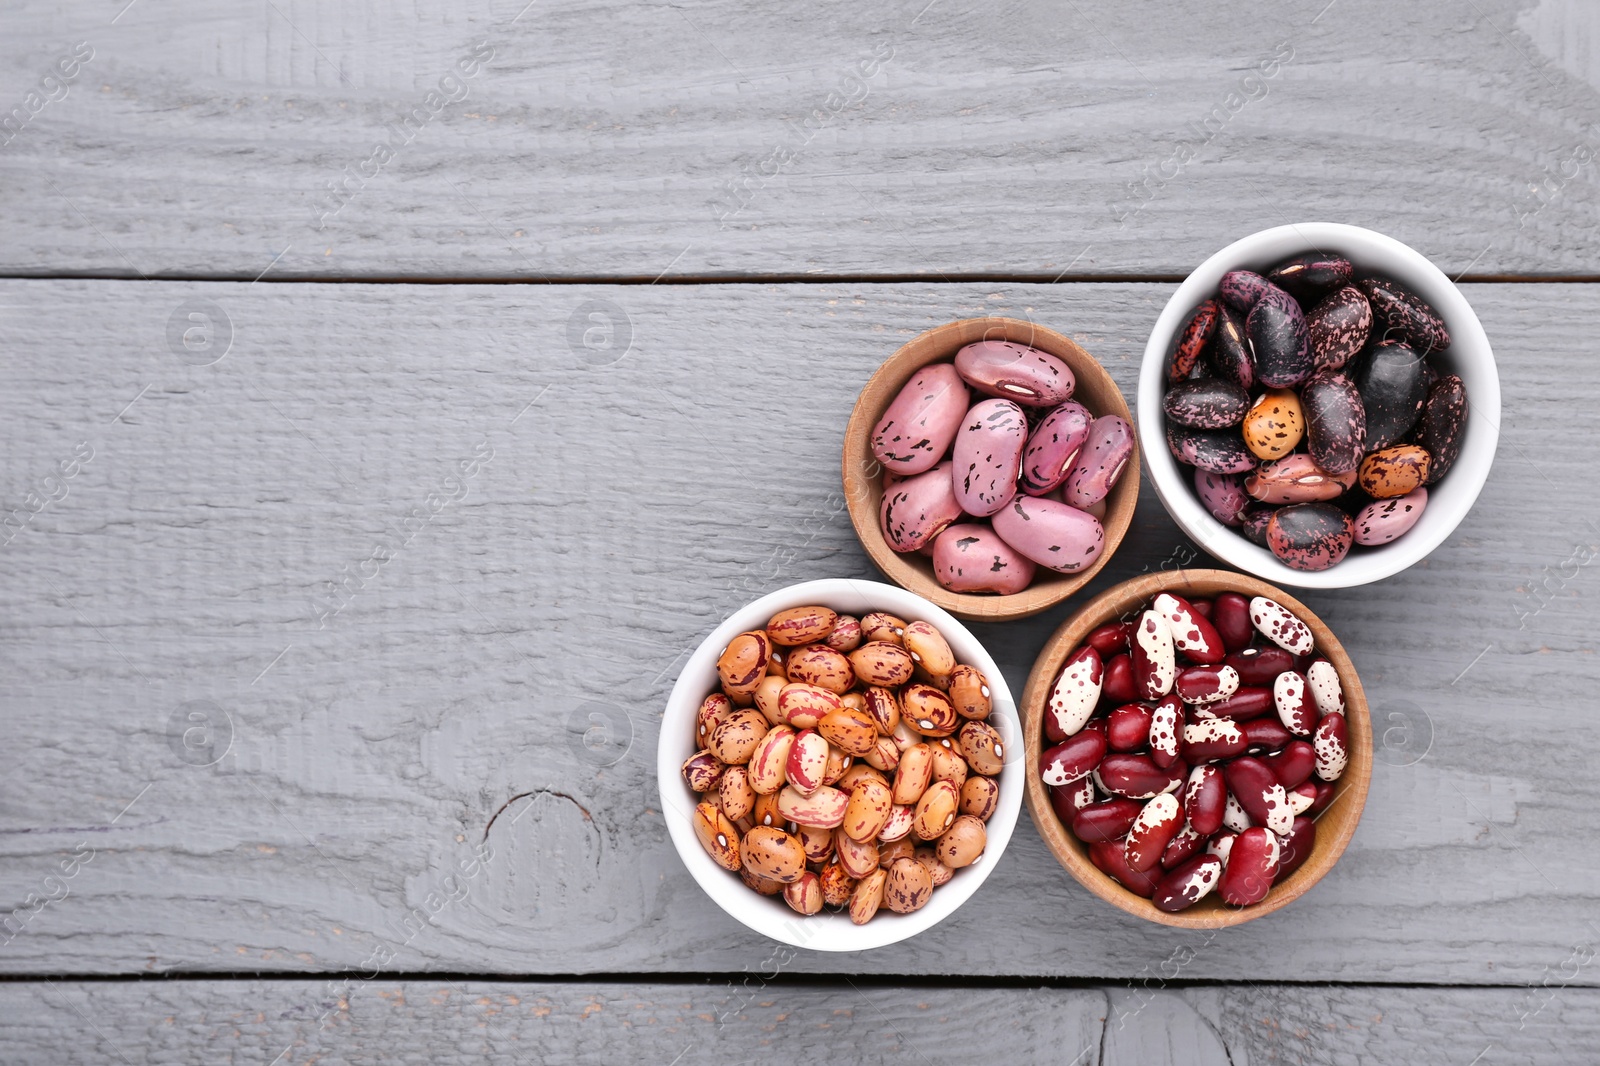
xmin=4 ymin=272 xmax=1600 ymax=287
xmin=0 ymin=972 xmax=1578 ymax=992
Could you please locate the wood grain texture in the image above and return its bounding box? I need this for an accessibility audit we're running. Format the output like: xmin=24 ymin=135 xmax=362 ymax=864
xmin=2 ymin=0 xmax=1600 ymax=279
xmin=0 ymin=279 xmax=1596 ymax=982
xmin=1 ymin=980 xmax=1595 ymax=1064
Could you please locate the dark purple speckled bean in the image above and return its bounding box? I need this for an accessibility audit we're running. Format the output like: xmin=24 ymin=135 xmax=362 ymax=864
xmin=1359 ymin=277 xmax=1451 ymax=353
xmin=1267 ymin=254 xmax=1354 ymax=300
xmin=1207 ymin=305 xmax=1254 ymax=391
xmin=1416 ymin=374 xmax=1468 ymax=485
xmin=1306 ymin=285 xmax=1371 ymax=372
xmin=1170 ymin=299 xmax=1220 ymax=384
xmin=954 ymin=340 xmax=1076 ymax=407
xmin=879 ymin=460 xmax=963 ymax=553
xmin=1062 ymin=415 xmax=1134 ymax=509
xmin=1220 ymin=270 xmax=1272 ymax=313
xmin=1266 ymin=502 xmax=1355 ymax=572
xmin=1194 ymin=469 xmax=1250 ymax=526
xmin=1021 ymin=401 xmax=1093 ymax=496
xmin=1240 ymin=506 xmax=1275 ymax=547
xmin=1246 ymin=285 xmax=1312 ymax=388
xmin=951 ymin=398 xmax=1028 ymax=517
xmin=1353 ymin=341 xmax=1428 ymax=450
xmin=1300 ymin=371 xmax=1366 ymax=475
xmin=1165 ymin=423 xmax=1256 ymax=475
xmin=1162 ymin=379 xmax=1250 ymax=429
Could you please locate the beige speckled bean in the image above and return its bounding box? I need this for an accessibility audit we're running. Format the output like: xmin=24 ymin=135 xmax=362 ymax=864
xmin=783 ymin=871 xmax=824 ymax=915
xmin=785 ymin=644 xmax=857 ymax=694
xmin=741 ymin=826 xmax=806 ymax=883
xmin=864 ymin=735 xmax=902 ymax=772
xmin=960 ymin=776 xmax=1000 ymax=821
xmin=902 ymin=683 xmax=959 ymax=737
xmin=693 ymin=802 xmax=741 ymax=872
xmin=860 ymin=613 xmax=907 ymax=645
xmin=849 ymin=641 xmax=915 ymax=687
xmin=819 ymin=859 xmax=856 ymax=907
xmin=849 ymin=868 xmax=888 ymax=925
xmin=717 ymin=631 xmax=771 ymax=703
xmin=913 ymin=847 xmax=955 ymax=887
xmin=958 ymin=720 xmax=1006 ymax=776
xmin=935 ymin=814 xmax=987 ymax=868
xmin=929 ymin=743 xmax=968 ymax=790
xmin=746 ymin=725 xmax=795 ymax=795
xmin=753 ymin=675 xmax=787 ymax=725
xmin=946 ymin=664 xmax=992 ymax=720
xmin=835 ymin=827 xmax=881 ymax=879
xmin=863 ymin=686 xmax=901 ymax=735
xmin=719 ymin=766 xmax=755 ymax=820
xmin=892 ymin=744 xmax=934 ymax=806
xmin=883 ymin=856 xmax=935 ymax=913
xmin=824 ymin=614 xmax=863 ymax=653
xmin=767 ymin=606 xmax=839 ymax=647
xmin=842 ymin=777 xmax=894 ymax=843
xmin=913 ymin=780 xmax=960 ymax=840
xmin=708 ymin=709 xmax=767 ymax=765
xmin=902 ymin=621 xmax=956 ymax=686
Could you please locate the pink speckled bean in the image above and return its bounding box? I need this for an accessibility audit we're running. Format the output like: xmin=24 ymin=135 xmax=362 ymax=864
xmin=931 ymin=523 xmax=1036 ymax=594
xmin=1021 ymin=401 xmax=1094 ymax=496
xmin=1194 ymin=469 xmax=1249 ymax=526
xmin=990 ymin=495 xmax=1106 ymax=574
xmin=954 ymin=340 xmax=1075 ymax=407
xmin=870 ymin=363 xmax=971 ymax=476
xmin=951 ymin=398 xmax=1027 ymax=517
xmin=1062 ymin=415 xmax=1134 ymax=509
xmin=1353 ymin=487 xmax=1427 ymax=545
xmin=879 ymin=460 xmax=963 ymax=553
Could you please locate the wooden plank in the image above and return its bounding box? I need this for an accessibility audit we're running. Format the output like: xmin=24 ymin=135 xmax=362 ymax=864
xmin=2 ymin=0 xmax=1600 ymax=279
xmin=0 ymin=980 xmax=1595 ymax=1064
xmin=0 ymin=279 xmax=1596 ymax=981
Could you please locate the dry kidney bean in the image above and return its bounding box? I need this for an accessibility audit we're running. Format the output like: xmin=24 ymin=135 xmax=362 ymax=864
xmin=1217 ymin=827 xmax=1279 ymax=906
xmin=955 ymin=340 xmax=1076 ymax=406
xmin=1040 ymin=588 xmax=1353 ymax=912
xmin=687 ymin=607 xmax=1005 ymax=926
xmin=1262 ymin=740 xmax=1316 ymax=790
xmin=1046 ymin=645 xmax=1103 ymax=742
xmin=1088 ymin=840 xmax=1161 ymax=898
xmin=1124 ymin=793 xmax=1184 ymax=872
xmin=1170 ymin=298 xmax=1220 ymax=383
xmin=1153 ymin=853 xmax=1224 ymax=913
xmin=1070 ymin=797 xmax=1142 ymax=843
xmin=871 ymin=363 xmax=971 ymax=476
xmin=1274 ymin=816 xmax=1317 ymax=882
xmin=1106 ymin=703 xmax=1154 ymax=752
xmin=1101 ymin=653 xmax=1137 ymax=704
xmin=1163 ymin=254 xmax=1465 ymax=571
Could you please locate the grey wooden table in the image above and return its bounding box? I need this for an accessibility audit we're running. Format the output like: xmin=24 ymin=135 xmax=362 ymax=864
xmin=3 ymin=0 xmax=1598 ymax=1061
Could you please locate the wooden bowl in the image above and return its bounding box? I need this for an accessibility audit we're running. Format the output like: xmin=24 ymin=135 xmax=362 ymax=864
xmin=842 ymin=317 xmax=1139 ymax=621
xmin=1021 ymin=569 xmax=1372 ymax=927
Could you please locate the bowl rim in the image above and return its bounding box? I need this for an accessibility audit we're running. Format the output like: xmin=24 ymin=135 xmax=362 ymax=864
xmin=843 ymin=316 xmax=1140 ymax=621
xmin=1020 ymin=568 xmax=1372 ymax=928
xmin=1137 ymin=222 xmax=1501 ymax=589
xmin=658 ymin=577 xmax=1024 ymax=951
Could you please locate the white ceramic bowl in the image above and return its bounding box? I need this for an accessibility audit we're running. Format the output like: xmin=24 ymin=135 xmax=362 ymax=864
xmin=1138 ymin=223 xmax=1501 ymax=588
xmin=658 ymin=578 xmax=1022 ymax=951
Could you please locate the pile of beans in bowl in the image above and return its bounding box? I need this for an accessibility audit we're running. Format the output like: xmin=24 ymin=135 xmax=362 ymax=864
xmin=871 ymin=341 xmax=1133 ymax=593
xmin=684 ymin=605 xmax=1003 ymax=924
xmin=1162 ymin=256 xmax=1468 ymax=571
xmin=1038 ymin=590 xmax=1348 ymax=912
